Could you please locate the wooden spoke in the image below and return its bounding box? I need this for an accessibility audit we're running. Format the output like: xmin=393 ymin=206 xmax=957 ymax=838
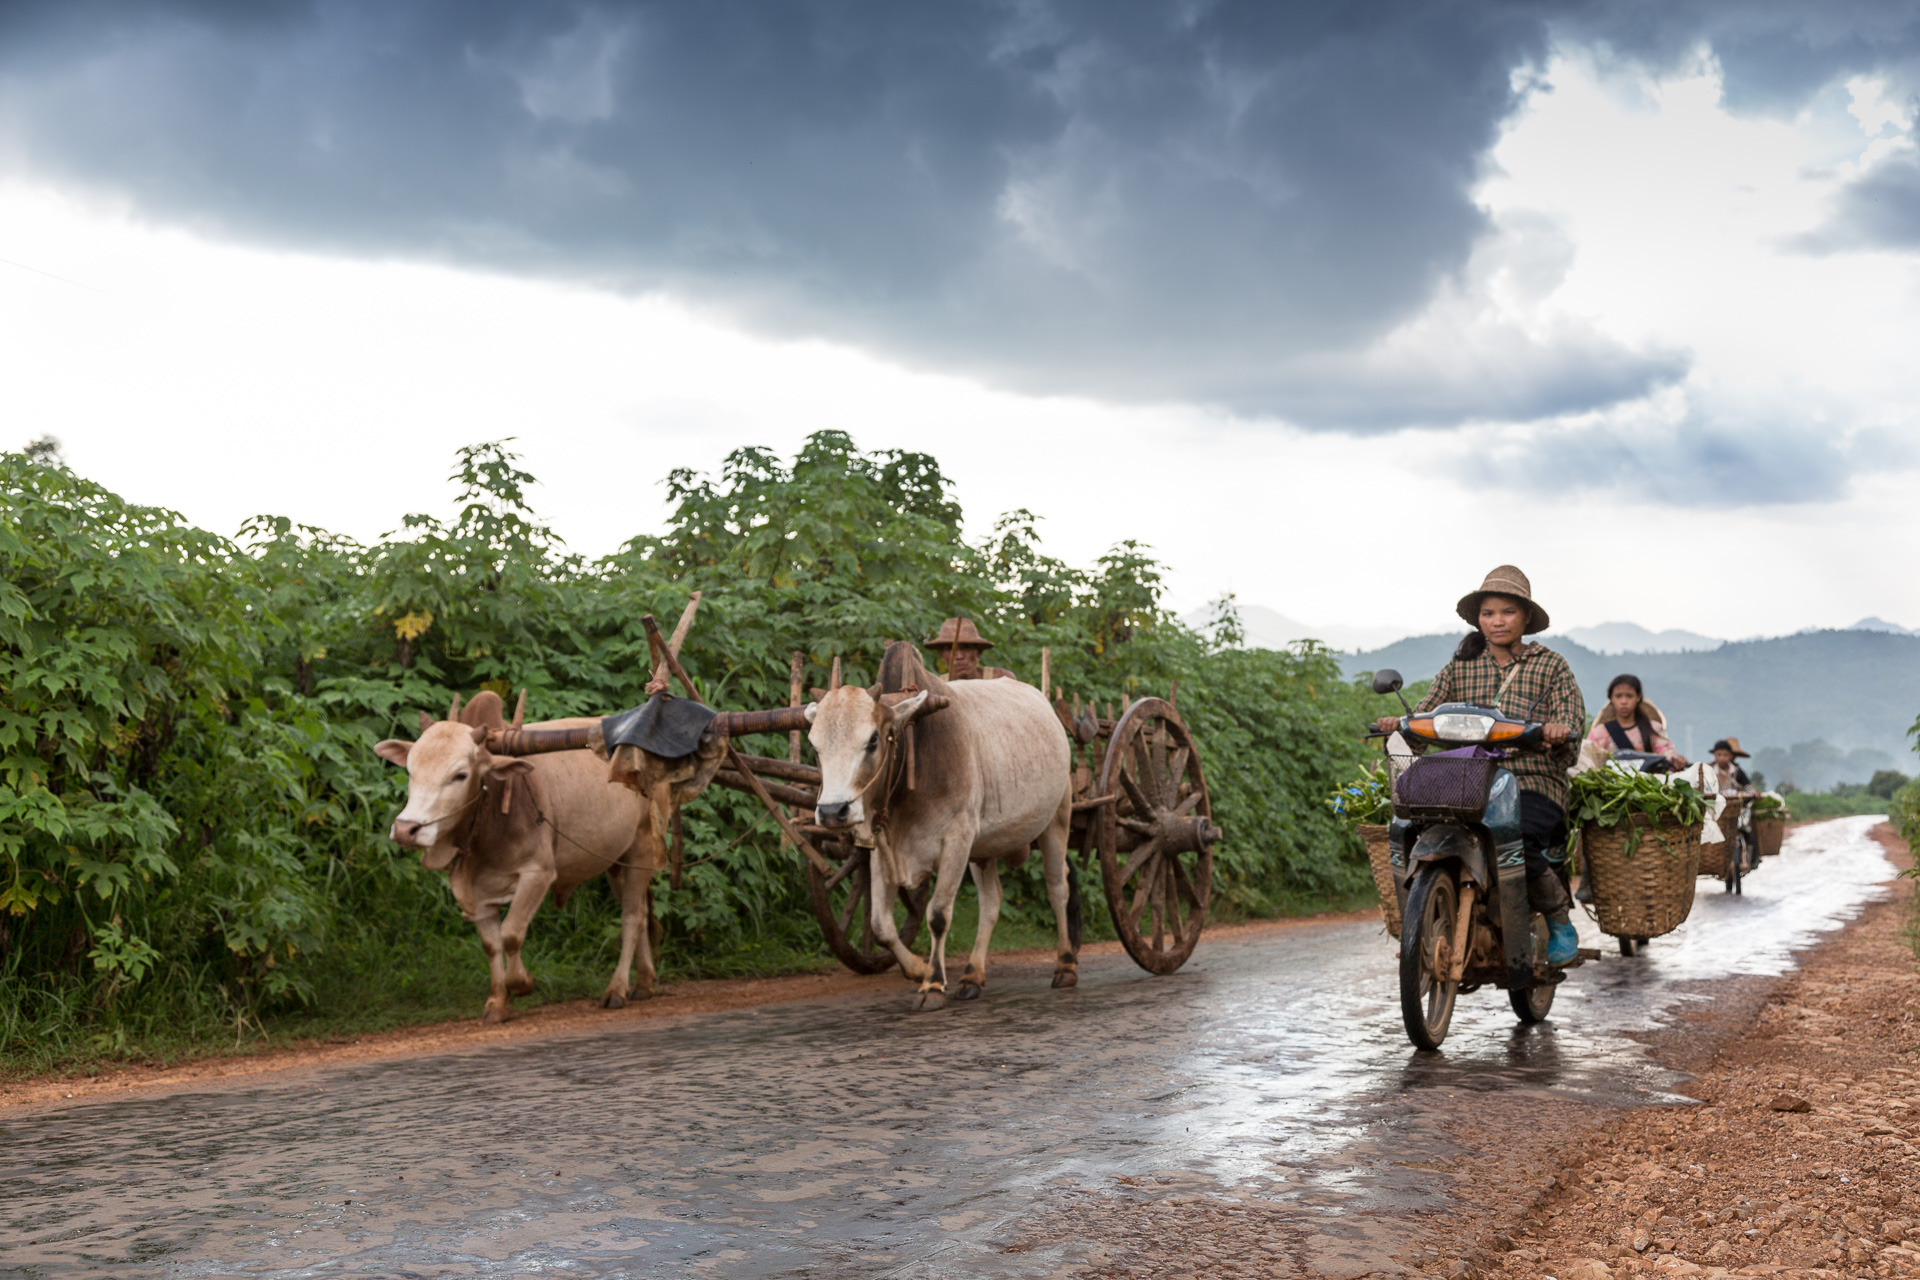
xmin=837 ymin=863 xmax=866 ymax=936
xmin=805 ymin=840 xmax=927 ymax=975
xmin=823 ymin=849 xmax=863 ymax=893
xmin=1117 ymin=837 xmax=1162 ymax=891
xmin=1117 ymin=769 xmax=1155 ymax=821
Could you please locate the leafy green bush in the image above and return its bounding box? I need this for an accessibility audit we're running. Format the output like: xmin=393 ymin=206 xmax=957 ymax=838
xmin=1 ymin=435 xmax=1396 ymax=1071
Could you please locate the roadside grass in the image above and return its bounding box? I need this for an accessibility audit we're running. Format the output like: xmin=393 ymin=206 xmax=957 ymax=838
xmin=1782 ymin=792 xmax=1893 ymax=820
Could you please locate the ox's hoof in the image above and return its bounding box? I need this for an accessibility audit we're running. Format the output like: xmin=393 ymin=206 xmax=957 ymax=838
xmin=1051 ymin=969 xmax=1079 ymax=989
xmin=481 ymin=1006 xmax=507 ymax=1024
xmin=601 ymin=992 xmax=626 ymax=1010
xmin=507 ymin=975 xmax=536 ymax=997
xmin=953 ymin=980 xmax=983 ymax=1002
xmin=913 ymin=986 xmax=948 ymax=1012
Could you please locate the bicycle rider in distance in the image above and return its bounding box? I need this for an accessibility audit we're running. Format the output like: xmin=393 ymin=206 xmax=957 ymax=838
xmin=1373 ymin=565 xmax=1588 ymax=966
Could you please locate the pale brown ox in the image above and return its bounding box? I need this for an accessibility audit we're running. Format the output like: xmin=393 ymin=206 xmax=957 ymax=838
xmin=374 ymin=692 xmax=661 ymax=1022
xmin=806 ymin=661 xmax=1077 ymax=1008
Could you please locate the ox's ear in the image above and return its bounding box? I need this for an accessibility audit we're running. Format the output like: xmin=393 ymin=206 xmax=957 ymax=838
xmin=804 ymin=701 xmax=820 ymax=724
xmin=486 ymin=755 xmax=535 ymax=779
xmin=887 ymin=689 xmax=930 ymax=726
xmin=418 ymin=710 xmax=435 ymax=733
xmin=374 ymin=739 xmax=412 ymax=767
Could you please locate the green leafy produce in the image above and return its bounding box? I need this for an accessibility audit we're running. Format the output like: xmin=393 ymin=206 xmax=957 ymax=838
xmin=1326 ymin=761 xmax=1393 ymax=826
xmin=1749 ymin=791 xmax=1790 ymax=823
xmin=1567 ymin=765 xmax=1713 ymax=857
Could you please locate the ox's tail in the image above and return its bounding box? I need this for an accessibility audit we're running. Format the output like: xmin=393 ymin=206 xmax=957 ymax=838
xmin=1066 ymin=861 xmax=1084 ymax=953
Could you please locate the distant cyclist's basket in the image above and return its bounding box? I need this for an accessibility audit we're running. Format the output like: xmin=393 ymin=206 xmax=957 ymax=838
xmin=1358 ymin=823 xmax=1400 ymax=938
xmin=1698 ymin=796 xmax=1745 ymax=880
xmin=1394 ymin=753 xmax=1499 ymax=821
xmin=1755 ymin=815 xmax=1785 ymax=858
xmin=1581 ymin=814 xmax=1702 ymax=939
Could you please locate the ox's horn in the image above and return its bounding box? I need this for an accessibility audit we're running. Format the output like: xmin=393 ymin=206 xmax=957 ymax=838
xmin=448 ymin=692 xmax=463 ymax=721
xmin=511 ymin=689 xmax=526 ymax=730
xmin=828 ymin=656 xmax=842 ymax=693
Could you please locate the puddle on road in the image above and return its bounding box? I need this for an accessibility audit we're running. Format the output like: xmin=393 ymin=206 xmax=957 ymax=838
xmin=0 ymin=817 xmax=1892 ymax=1278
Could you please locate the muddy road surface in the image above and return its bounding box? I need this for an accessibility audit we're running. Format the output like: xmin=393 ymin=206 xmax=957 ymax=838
xmin=1 ymin=817 xmax=1896 ymax=1278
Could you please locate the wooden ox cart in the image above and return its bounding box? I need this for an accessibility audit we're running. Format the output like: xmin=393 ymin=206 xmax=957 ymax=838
xmin=489 ymin=597 xmax=1222 ymax=978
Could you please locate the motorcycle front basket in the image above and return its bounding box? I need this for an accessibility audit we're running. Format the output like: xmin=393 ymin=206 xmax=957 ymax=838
xmin=1394 ymin=754 xmax=1499 ymax=821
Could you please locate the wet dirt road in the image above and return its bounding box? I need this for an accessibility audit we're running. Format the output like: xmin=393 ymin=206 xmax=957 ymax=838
xmin=1 ymin=817 xmax=1896 ymax=1278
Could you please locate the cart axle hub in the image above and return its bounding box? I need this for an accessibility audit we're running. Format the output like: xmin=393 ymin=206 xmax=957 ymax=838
xmin=1156 ymin=812 xmax=1222 ymax=856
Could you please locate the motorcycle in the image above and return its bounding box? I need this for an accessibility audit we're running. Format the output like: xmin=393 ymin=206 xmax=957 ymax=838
xmin=1369 ymin=668 xmax=1596 ymax=1050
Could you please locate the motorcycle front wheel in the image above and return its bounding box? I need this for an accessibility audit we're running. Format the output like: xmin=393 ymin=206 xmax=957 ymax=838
xmin=1511 ymin=914 xmax=1557 ymax=1023
xmin=1400 ymin=864 xmax=1460 ymax=1050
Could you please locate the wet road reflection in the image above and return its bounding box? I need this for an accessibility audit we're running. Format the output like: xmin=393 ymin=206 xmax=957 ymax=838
xmin=0 ymin=817 xmax=1892 ymax=1278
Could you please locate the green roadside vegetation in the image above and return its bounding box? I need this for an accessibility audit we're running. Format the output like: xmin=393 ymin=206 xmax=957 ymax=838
xmin=1 ymin=435 xmax=1395 ymax=1075
xmin=1775 ymin=769 xmax=1911 ymax=820
xmin=1892 ymin=771 xmax=1920 ymax=960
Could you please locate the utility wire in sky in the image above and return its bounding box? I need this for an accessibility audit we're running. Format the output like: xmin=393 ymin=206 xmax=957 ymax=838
xmin=0 ymin=254 xmax=116 ymax=298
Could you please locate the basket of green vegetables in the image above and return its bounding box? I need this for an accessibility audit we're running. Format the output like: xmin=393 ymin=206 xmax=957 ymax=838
xmin=1750 ymin=792 xmax=1789 ymax=857
xmin=1328 ymin=761 xmax=1398 ymax=936
xmin=1569 ymin=765 xmax=1713 ymax=939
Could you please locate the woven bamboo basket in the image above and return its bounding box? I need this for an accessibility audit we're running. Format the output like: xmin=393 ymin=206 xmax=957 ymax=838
xmin=1698 ymin=796 xmax=1745 ymax=879
xmin=1359 ymin=823 xmax=1401 ymax=937
xmin=1582 ymin=814 xmax=1702 ymax=939
xmin=1755 ymin=815 xmax=1785 ymax=858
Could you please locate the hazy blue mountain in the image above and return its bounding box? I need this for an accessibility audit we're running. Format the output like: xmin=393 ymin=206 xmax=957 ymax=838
xmin=1848 ymin=616 xmax=1918 ymax=636
xmin=1340 ymin=629 xmax=1920 ymax=782
xmin=1178 ymin=603 xmax=1417 ymax=654
xmin=1558 ymin=621 xmax=1723 ymax=654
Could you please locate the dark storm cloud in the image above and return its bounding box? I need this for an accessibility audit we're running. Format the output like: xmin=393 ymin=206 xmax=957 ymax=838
xmin=1470 ymin=418 xmax=1911 ymax=507
xmin=0 ymin=0 xmax=1646 ymax=424
xmin=0 ymin=1 xmax=1905 ymax=426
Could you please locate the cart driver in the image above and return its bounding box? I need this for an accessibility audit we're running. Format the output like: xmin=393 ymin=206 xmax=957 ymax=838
xmin=927 ymin=617 xmax=1015 ymax=681
xmin=1372 ymin=565 xmax=1588 ymax=966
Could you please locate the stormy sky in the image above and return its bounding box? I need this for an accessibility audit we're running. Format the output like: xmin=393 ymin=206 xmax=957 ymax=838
xmin=3 ymin=1 xmax=1918 ymax=637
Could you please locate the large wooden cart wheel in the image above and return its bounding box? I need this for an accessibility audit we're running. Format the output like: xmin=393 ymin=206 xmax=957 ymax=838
xmin=805 ymin=836 xmax=931 ymax=975
xmin=1096 ymin=697 xmax=1221 ymax=975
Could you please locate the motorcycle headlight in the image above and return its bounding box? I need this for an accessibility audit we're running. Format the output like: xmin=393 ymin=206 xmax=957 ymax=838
xmin=1433 ymin=712 xmax=1496 ymax=741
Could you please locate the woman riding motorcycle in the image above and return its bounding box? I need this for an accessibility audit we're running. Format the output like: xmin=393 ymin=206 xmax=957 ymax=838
xmin=1586 ymin=674 xmax=1688 ymax=770
xmin=1374 ymin=565 xmax=1588 ymax=965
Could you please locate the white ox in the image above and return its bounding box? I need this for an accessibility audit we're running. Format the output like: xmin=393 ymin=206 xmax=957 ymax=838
xmin=806 ymin=664 xmax=1076 ymax=1007
xmin=375 ymin=691 xmax=661 ymax=1022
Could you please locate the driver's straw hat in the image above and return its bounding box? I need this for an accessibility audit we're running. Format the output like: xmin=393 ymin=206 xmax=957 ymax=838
xmin=1455 ymin=565 xmax=1550 ymax=634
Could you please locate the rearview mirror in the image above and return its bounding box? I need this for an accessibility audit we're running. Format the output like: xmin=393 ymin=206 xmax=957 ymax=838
xmin=1371 ymin=669 xmax=1404 ymax=696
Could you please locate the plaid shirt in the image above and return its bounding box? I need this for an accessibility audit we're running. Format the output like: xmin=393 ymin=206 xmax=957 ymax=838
xmin=1414 ymin=642 xmax=1588 ymax=811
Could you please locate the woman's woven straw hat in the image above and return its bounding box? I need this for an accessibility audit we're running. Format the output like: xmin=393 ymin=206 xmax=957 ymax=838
xmin=1455 ymin=564 xmax=1550 ymax=634
xmin=1595 ymin=698 xmax=1666 ymax=728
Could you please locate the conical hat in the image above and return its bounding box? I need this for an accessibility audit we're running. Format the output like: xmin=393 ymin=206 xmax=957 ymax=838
xmin=1455 ymin=564 xmax=1549 ymax=634
xmin=1594 ymin=698 xmax=1666 ymax=729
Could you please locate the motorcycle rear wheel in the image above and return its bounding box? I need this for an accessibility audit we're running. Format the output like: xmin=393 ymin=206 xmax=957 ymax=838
xmin=1399 ymin=864 xmax=1460 ymax=1050
xmin=1511 ymin=914 xmax=1557 ymax=1023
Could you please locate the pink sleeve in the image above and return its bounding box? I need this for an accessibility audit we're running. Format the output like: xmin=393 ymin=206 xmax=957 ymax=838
xmin=1585 ymin=722 xmax=1614 ymax=751
xmin=1650 ymin=720 xmax=1679 ymax=756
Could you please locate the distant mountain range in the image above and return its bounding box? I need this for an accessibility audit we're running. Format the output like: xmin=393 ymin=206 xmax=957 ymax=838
xmin=1557 ymin=622 xmax=1723 ymax=654
xmin=1185 ymin=601 xmax=1917 ymax=656
xmin=1333 ymin=629 xmax=1920 ymax=788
